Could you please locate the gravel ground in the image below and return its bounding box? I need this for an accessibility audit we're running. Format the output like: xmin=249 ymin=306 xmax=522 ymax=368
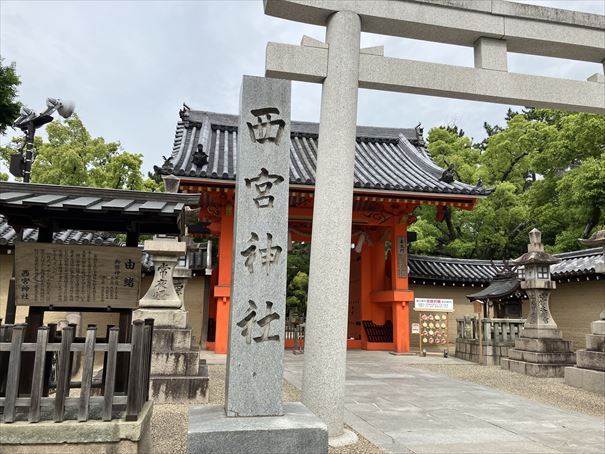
xmin=412 ymin=363 xmax=605 ymax=418
xmin=151 ymin=364 xmax=384 ymax=453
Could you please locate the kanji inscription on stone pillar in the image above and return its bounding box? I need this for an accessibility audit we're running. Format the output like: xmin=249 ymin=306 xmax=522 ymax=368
xmin=225 ymin=76 xmax=291 ymax=417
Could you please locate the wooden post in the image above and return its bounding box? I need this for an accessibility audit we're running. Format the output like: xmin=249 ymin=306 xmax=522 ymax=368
xmin=126 ymin=320 xmax=144 ymax=421
xmin=54 ymin=326 xmax=74 ymax=422
xmin=29 ymin=327 xmax=49 ymax=422
xmin=78 ymin=325 xmax=97 ymax=422
xmin=102 ymin=327 xmax=119 ymax=421
xmin=143 ymin=318 xmax=154 ymax=402
xmin=4 ymin=324 xmax=26 ymax=423
xmin=115 ymin=310 xmax=131 ymax=393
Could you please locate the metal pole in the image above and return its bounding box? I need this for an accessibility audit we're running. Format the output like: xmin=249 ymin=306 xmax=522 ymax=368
xmin=23 ymin=122 xmax=35 ymax=183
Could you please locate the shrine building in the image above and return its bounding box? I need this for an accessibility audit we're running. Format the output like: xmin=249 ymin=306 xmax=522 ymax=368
xmin=154 ymin=106 xmax=490 ymax=354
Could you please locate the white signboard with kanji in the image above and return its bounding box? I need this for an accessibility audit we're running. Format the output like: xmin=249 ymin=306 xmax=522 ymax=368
xmin=414 ymin=298 xmax=454 ymax=312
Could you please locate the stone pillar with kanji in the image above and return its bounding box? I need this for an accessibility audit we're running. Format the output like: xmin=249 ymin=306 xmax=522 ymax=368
xmin=501 ymin=229 xmax=576 ymax=377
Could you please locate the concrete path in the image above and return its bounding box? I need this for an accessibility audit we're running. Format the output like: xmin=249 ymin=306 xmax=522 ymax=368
xmin=283 ymin=351 xmax=605 ymax=454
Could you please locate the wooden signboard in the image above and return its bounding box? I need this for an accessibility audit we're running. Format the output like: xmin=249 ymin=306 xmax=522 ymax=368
xmin=15 ymin=242 xmax=141 ymax=309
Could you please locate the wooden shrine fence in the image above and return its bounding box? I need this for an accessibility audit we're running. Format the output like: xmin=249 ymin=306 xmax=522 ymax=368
xmin=0 ymin=319 xmax=153 ymax=423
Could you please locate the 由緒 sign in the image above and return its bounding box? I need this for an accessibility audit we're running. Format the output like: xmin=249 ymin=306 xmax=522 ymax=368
xmin=15 ymin=242 xmax=141 ymax=308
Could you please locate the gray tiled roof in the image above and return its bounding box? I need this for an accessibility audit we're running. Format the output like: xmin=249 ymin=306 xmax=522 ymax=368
xmin=158 ymin=109 xmax=490 ymax=197
xmin=0 ymin=181 xmax=199 ymax=215
xmin=0 ymin=215 xmax=124 ymax=246
xmin=408 ymin=248 xmax=604 ymax=283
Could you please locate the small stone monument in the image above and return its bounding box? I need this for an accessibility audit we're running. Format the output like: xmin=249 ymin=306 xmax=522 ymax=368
xmin=133 ymin=239 xmax=208 ymax=402
xmin=501 ymin=229 xmax=576 ymax=377
xmin=188 ymin=76 xmax=327 ymax=454
xmin=565 ymin=230 xmax=605 ymax=393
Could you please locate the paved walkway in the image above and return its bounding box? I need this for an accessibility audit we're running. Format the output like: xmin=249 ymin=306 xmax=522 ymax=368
xmin=283 ymin=351 xmax=605 ymax=454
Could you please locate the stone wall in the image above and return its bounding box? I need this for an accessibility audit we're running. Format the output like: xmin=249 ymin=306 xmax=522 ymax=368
xmin=455 ymin=339 xmax=512 ymax=365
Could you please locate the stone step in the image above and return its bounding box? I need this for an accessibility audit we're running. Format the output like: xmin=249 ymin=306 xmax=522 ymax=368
xmin=152 ymin=328 xmax=193 ymax=350
xmin=564 ymin=366 xmax=605 ymax=395
xmin=576 ymin=349 xmax=605 ymax=371
xmin=501 ymin=358 xmax=570 ymax=378
xmin=585 ymin=334 xmax=605 ymax=352
xmin=150 ymin=375 xmax=209 ymax=403
xmin=514 ymin=337 xmax=573 ymax=353
xmin=151 ymin=351 xmax=201 ymax=376
xmin=507 ymin=348 xmax=576 ymax=364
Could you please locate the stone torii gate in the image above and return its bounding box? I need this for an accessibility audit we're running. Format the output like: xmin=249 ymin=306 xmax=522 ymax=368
xmin=263 ymin=0 xmax=605 ymax=441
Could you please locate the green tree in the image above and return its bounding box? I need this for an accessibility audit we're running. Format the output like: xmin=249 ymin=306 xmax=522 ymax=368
xmin=412 ymin=108 xmax=604 ymax=259
xmin=0 ymin=57 xmax=21 ymax=135
xmin=0 ymin=114 xmax=162 ymax=191
xmin=286 ymin=242 xmax=310 ymax=315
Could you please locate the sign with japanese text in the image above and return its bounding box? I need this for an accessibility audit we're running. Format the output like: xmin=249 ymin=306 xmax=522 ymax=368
xmin=414 ymin=297 xmax=454 ymax=312
xmin=15 ymin=242 xmax=141 ymax=308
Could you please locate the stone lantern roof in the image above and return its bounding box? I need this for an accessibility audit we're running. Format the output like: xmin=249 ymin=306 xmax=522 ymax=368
xmin=513 ymin=228 xmax=561 ymax=266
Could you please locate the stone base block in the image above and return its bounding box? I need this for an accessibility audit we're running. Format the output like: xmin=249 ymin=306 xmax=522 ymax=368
xmin=514 ymin=337 xmax=572 ymax=353
xmin=150 ymin=375 xmax=209 ymax=403
xmin=0 ymin=402 xmax=152 ymax=454
xmin=591 ymin=320 xmax=605 ymax=335
xmin=133 ymin=308 xmax=188 ymax=328
xmin=520 ymin=328 xmax=561 ymax=339
xmin=151 ymin=350 xmax=201 ymax=375
xmin=565 ymin=366 xmax=605 ymax=394
xmin=153 ymin=328 xmax=193 ymax=350
xmin=585 ymin=334 xmax=605 ymax=352
xmin=507 ymin=349 xmax=576 ymax=364
xmin=188 ymin=403 xmax=328 ymax=454
xmin=576 ymin=349 xmax=605 ymax=371
xmin=501 ymin=358 xmax=570 ymax=377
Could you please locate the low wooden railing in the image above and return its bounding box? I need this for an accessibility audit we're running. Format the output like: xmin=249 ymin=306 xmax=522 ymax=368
xmin=0 ymin=319 xmax=153 ymax=423
xmin=456 ymin=317 xmax=525 ymax=345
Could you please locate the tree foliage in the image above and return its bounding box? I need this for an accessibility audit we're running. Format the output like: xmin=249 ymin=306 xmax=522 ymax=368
xmin=0 ymin=57 xmax=21 ymax=136
xmin=286 ymin=243 xmax=310 ymax=315
xmin=410 ymin=109 xmax=605 ymax=259
xmin=0 ymin=114 xmax=162 ymax=191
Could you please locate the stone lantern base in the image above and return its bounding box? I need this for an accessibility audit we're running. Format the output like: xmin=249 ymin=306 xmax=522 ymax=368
xmin=501 ymin=332 xmax=576 ymax=378
xmin=564 ymin=319 xmax=605 ymax=394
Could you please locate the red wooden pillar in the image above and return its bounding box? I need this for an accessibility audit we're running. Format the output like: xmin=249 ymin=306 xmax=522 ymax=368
xmin=390 ymin=222 xmax=413 ymax=353
xmin=214 ymin=206 xmax=233 ymax=354
xmin=370 ymin=233 xmax=387 ymax=324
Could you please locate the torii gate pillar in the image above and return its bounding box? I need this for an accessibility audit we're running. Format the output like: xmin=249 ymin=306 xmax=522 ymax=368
xmin=302 ymin=10 xmax=361 ymax=441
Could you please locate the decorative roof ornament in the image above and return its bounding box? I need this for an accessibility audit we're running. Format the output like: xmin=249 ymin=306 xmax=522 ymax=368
xmin=439 ymin=162 xmax=460 ymax=183
xmin=414 ymin=122 xmax=425 ymax=146
xmin=179 ymin=102 xmax=191 ymax=127
xmin=192 ymin=144 xmax=208 ymax=168
xmin=153 ymin=155 xmax=174 ymax=176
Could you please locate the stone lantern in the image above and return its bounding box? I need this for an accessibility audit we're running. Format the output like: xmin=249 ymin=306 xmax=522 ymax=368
xmin=516 ymin=228 xmax=561 ymax=339
xmin=501 ymin=228 xmax=576 ymax=377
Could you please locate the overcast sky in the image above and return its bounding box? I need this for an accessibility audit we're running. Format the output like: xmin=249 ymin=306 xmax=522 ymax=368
xmin=1 ymin=0 xmax=603 ymax=177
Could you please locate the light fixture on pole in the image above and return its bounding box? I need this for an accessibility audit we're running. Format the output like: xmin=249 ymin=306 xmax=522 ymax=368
xmin=10 ymin=98 xmax=75 ymax=182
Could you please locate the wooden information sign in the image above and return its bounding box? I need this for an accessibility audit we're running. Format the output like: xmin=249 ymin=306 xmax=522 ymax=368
xmin=15 ymin=242 xmax=141 ymax=308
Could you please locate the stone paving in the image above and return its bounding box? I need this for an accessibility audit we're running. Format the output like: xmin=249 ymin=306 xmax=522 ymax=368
xmin=283 ymin=351 xmax=605 ymax=454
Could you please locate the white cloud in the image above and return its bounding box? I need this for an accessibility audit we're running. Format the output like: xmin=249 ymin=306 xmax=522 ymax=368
xmin=1 ymin=0 xmax=603 ymax=176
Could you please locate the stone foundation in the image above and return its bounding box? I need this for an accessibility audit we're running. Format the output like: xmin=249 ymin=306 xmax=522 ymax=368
xmin=188 ymin=403 xmax=328 ymax=454
xmin=502 ymin=337 xmax=576 ymax=378
xmin=147 ymin=326 xmax=209 ymax=403
xmin=0 ymin=402 xmax=152 ymax=454
xmin=564 ymin=319 xmax=605 ymax=394
xmin=455 ymin=339 xmax=511 ymax=366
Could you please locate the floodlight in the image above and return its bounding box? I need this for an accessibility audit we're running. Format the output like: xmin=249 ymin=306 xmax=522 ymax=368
xmin=46 ymin=98 xmax=75 ymax=118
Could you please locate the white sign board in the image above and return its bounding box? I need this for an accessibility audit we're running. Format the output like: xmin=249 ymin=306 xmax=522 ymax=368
xmin=414 ymin=298 xmax=454 ymax=312
xmin=411 ymin=323 xmax=420 ymax=334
